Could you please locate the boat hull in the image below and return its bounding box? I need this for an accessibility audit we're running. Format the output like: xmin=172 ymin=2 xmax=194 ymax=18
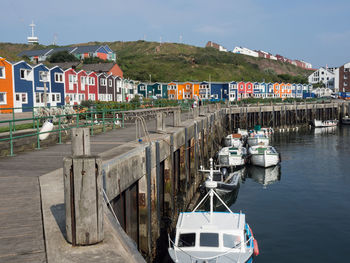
xmin=342 ymin=117 xmax=350 ymax=125
xmin=247 ymin=137 xmax=269 ymax=147
xmin=313 ymin=119 xmax=338 ymax=128
xmin=251 ymin=153 xmax=279 ymax=168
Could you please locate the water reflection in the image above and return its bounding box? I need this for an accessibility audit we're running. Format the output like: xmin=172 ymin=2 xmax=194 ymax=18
xmin=246 ymin=165 xmax=281 ymax=188
xmin=314 ymin=126 xmax=337 ymax=135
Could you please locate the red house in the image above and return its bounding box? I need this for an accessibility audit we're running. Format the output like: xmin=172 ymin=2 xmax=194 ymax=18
xmin=246 ymin=82 xmax=253 ymax=95
xmin=77 ymin=70 xmax=89 ymax=103
xmin=64 ymin=68 xmax=78 ymax=105
xmin=87 ymin=72 xmax=98 ymax=101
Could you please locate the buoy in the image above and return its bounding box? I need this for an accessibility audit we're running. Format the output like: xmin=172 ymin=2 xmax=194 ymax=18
xmin=249 ymin=226 xmax=260 ymax=256
xmin=253 ymin=239 xmax=260 ymax=256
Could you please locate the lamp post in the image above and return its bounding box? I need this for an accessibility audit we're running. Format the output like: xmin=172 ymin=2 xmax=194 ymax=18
xmin=42 ymin=71 xmax=49 ymax=107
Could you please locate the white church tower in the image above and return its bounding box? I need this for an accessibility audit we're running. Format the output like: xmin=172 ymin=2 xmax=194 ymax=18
xmin=27 ymin=20 xmax=39 ymax=44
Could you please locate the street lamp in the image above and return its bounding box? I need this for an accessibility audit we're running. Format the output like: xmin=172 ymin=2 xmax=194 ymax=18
xmin=40 ymin=71 xmax=49 ymax=107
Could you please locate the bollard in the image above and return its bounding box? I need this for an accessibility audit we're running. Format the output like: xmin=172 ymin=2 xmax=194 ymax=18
xmin=156 ymin=112 xmax=166 ymax=131
xmin=173 ymin=110 xmax=181 ymax=126
xmin=63 ymin=128 xmax=103 ymax=246
xmin=193 ymin=107 xmax=199 ymax=118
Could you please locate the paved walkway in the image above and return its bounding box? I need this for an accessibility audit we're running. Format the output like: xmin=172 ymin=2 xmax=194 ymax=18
xmin=0 ymin=112 xmax=191 ymax=262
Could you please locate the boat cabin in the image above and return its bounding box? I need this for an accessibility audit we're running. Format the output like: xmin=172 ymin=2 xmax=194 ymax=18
xmin=173 ymin=211 xmax=252 ymax=256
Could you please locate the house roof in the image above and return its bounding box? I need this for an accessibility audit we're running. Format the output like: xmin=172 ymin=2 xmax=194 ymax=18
xmin=72 ymin=45 xmax=101 ymax=54
xmin=18 ymin=48 xmax=53 ymax=57
xmin=80 ymin=63 xmax=115 ymax=73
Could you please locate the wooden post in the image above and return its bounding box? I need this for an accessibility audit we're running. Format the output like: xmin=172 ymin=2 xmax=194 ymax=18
xmin=64 ymin=128 xmax=103 ymax=246
xmin=156 ymin=112 xmax=165 ymax=131
xmin=173 ymin=109 xmax=181 ymax=127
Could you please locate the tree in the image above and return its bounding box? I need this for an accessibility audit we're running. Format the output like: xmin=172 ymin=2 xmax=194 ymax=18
xmin=48 ymin=51 xmax=78 ymax=63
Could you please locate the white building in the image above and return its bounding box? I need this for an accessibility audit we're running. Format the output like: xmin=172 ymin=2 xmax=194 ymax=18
xmin=308 ymin=67 xmax=335 ymax=90
xmin=232 ymin=47 xmax=259 ymax=58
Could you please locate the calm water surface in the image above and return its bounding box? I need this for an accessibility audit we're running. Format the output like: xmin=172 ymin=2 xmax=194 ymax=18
xmin=231 ymin=126 xmax=350 ymax=263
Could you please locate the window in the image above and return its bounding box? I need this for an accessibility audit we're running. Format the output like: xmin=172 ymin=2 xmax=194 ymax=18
xmin=140 ymin=86 xmax=145 ymax=91
xmin=344 ymin=82 xmax=348 ymax=86
xmin=56 ymin=93 xmax=61 ymax=102
xmin=100 ymin=78 xmax=106 ymax=86
xmin=20 ymin=69 xmax=26 ymax=79
xmin=35 ymin=93 xmax=48 ymax=103
xmin=52 ymin=94 xmax=56 ymax=102
xmin=109 ymin=79 xmax=112 ymax=87
xmin=200 ymin=233 xmax=219 ymax=247
xmin=0 ymin=67 xmax=5 ymax=79
xmin=55 ymin=73 xmax=63 ymax=82
xmin=15 ymin=93 xmax=27 ymax=103
xmin=88 ymin=94 xmax=95 ymax=100
xmin=344 ymin=75 xmax=348 ymax=80
xmin=69 ymin=74 xmax=75 ymax=83
xmin=39 ymin=71 xmax=47 ymax=81
xmin=0 ymin=92 xmax=6 ymax=105
xmin=178 ymin=233 xmax=195 ymax=247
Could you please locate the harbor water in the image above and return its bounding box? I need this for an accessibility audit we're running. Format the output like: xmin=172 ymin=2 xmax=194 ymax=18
xmin=231 ymin=126 xmax=350 ymax=263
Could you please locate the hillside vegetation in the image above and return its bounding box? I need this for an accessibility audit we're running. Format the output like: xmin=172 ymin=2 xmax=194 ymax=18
xmin=0 ymin=41 xmax=311 ymax=83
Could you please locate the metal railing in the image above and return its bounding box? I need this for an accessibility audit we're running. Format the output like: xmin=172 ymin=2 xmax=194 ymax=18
xmin=0 ymin=108 xmax=124 ymax=157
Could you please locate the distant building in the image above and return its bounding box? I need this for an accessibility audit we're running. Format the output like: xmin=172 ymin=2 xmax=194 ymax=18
xmin=18 ymin=45 xmax=116 ymax=64
xmin=27 ymin=21 xmax=39 ymax=45
xmin=338 ymin=62 xmax=350 ymax=92
xmin=308 ymin=67 xmax=335 ymax=90
xmin=206 ymin=41 xmax=227 ymax=52
xmin=232 ymin=47 xmax=258 ymax=57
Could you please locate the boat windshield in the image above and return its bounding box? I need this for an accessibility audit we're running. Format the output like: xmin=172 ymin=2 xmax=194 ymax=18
xmin=200 ymin=233 xmax=219 ymax=247
xmin=178 ymin=233 xmax=196 ymax=247
xmin=223 ymin=234 xmax=242 ymax=248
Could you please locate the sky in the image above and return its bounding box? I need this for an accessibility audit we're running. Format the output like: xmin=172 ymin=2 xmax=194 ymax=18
xmin=1 ymin=0 xmax=349 ymax=68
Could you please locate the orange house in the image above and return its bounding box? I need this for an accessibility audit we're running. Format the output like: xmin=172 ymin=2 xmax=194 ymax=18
xmin=192 ymin=83 xmax=200 ymax=99
xmin=0 ymin=58 xmax=14 ymax=113
xmin=273 ymin=83 xmax=281 ymax=97
xmin=167 ymin=82 xmax=177 ymax=100
xmin=177 ymin=82 xmax=193 ymax=100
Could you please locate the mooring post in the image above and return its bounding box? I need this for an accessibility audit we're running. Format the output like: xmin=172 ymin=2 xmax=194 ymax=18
xmin=63 ymin=128 xmax=103 ymax=246
xmin=156 ymin=112 xmax=165 ymax=131
xmin=193 ymin=107 xmax=199 ymax=118
xmin=173 ymin=109 xmax=181 ymax=126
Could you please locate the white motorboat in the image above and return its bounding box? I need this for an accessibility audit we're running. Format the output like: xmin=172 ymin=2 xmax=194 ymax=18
xmin=224 ymin=133 xmax=243 ymax=148
xmin=217 ymin=146 xmax=247 ymax=167
xmin=342 ymin=116 xmax=350 ymax=125
xmin=313 ymin=119 xmax=338 ymax=128
xmin=249 ymin=146 xmax=280 ymax=168
xmin=168 ymin=159 xmax=259 ymax=263
xmin=237 ymin=128 xmax=249 ymax=139
xmin=247 ymin=134 xmax=269 ymax=147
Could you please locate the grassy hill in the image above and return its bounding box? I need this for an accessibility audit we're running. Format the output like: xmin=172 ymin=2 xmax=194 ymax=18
xmin=0 ymin=41 xmax=312 ymax=83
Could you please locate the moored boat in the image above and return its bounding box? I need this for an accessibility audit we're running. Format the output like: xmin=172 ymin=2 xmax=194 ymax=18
xmin=249 ymin=146 xmax=280 ymax=168
xmin=217 ymin=146 xmax=247 ymax=168
xmin=247 ymin=134 xmax=269 ymax=147
xmin=342 ymin=116 xmax=350 ymax=125
xmin=224 ymin=133 xmax=243 ymax=148
xmin=313 ymin=119 xmax=338 ymax=128
xmin=168 ymin=159 xmax=258 ymax=263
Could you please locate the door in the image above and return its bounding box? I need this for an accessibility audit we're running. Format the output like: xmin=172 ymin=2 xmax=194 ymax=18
xmin=14 ymin=93 xmax=22 ymax=112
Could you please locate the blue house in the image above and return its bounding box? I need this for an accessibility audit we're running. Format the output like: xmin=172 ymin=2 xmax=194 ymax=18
xmin=49 ymin=66 xmax=65 ymax=107
xmin=33 ymin=64 xmax=51 ymax=107
xmin=260 ymin=83 xmax=267 ymax=98
xmin=161 ymin=84 xmax=168 ymax=99
xmin=210 ymin=82 xmax=228 ymax=101
xmin=267 ymin=83 xmax=274 ymax=98
xmin=228 ymin=81 xmax=238 ymax=101
xmin=12 ymin=61 xmax=34 ymax=112
xmin=253 ymin=82 xmax=261 ymax=98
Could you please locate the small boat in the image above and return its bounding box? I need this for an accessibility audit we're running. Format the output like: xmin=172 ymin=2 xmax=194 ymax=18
xmin=224 ymin=133 xmax=243 ymax=148
xmin=247 ymin=134 xmax=269 ymax=147
xmin=249 ymin=146 xmax=280 ymax=167
xmin=200 ymin=166 xmax=241 ymax=195
xmin=313 ymin=119 xmax=338 ymax=128
xmin=217 ymin=146 xmax=247 ymax=168
xmin=247 ymin=165 xmax=281 ymax=188
xmin=342 ymin=116 xmax=350 ymax=125
xmin=237 ymin=128 xmax=249 ymax=139
xmin=168 ymin=158 xmax=258 ymax=263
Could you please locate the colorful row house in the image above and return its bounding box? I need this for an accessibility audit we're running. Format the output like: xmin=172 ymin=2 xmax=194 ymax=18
xmin=0 ymin=57 xmax=129 ymax=112
xmin=137 ymin=82 xmax=168 ymax=99
xmin=166 ymin=81 xmax=313 ymax=101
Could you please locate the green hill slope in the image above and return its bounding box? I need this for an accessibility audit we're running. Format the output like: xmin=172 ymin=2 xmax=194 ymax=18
xmin=0 ymin=41 xmax=311 ymax=83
